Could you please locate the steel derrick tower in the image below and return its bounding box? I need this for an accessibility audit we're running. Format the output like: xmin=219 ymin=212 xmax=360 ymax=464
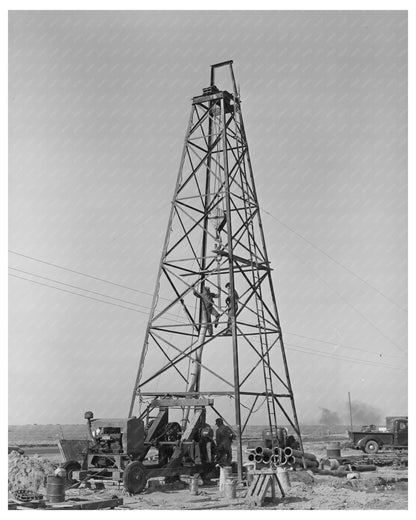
xmin=129 ymin=61 xmax=303 ymax=479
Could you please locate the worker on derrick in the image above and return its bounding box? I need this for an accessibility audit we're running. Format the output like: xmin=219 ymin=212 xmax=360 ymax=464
xmin=225 ymin=282 xmax=239 ymax=333
xmin=193 ymin=285 xmax=220 ymax=335
xmin=215 ymin=418 xmax=235 ymax=466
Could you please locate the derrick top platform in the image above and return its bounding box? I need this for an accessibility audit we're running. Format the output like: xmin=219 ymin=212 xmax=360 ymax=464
xmin=192 ymin=86 xmax=239 ymax=112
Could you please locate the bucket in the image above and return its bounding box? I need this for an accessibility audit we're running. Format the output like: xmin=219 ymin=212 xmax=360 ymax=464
xmin=189 ymin=475 xmax=199 ymax=495
xmin=46 ymin=475 xmax=65 ymax=503
xmin=245 ymin=463 xmax=255 ymax=486
xmin=224 ymin=478 xmax=236 ymax=499
xmin=276 ymin=466 xmax=290 ymax=492
xmin=219 ymin=466 xmax=233 ymax=493
xmin=326 ymin=441 xmax=341 ymax=458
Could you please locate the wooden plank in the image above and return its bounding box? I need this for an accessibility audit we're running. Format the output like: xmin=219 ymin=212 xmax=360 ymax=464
xmin=182 ymin=409 xmax=204 ymax=441
xmin=256 ymin=474 xmax=271 ymax=506
xmin=245 ymin=472 xmax=284 ymax=507
xmin=47 ymin=497 xmax=123 ymax=510
xmin=151 ymin=398 xmax=214 ymax=407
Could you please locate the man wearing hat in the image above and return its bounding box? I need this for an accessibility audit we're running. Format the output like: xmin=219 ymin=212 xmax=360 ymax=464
xmin=215 ymin=418 xmax=235 ymax=466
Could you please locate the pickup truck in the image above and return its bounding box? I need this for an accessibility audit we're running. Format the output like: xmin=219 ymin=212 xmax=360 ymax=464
xmin=348 ymin=416 xmax=408 ymax=454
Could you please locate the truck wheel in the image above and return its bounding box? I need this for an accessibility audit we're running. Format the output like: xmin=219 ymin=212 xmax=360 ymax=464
xmin=62 ymin=460 xmax=81 ymax=488
xmin=364 ymin=440 xmax=379 ymax=454
xmin=123 ymin=461 xmax=147 ymax=494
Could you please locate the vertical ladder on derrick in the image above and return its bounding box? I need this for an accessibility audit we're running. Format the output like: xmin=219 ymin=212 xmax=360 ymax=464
xmin=239 ymin=154 xmax=279 ymax=437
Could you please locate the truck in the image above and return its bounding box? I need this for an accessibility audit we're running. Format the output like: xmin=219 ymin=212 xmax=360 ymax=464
xmin=348 ymin=416 xmax=408 ymax=454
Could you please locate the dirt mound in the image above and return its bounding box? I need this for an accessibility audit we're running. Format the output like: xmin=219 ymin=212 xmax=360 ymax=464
xmin=8 ymin=452 xmax=57 ymax=492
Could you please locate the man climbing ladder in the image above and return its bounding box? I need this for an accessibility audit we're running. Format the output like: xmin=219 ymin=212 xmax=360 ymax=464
xmin=193 ymin=286 xmax=220 ymax=336
xmin=225 ymin=282 xmax=239 ymax=333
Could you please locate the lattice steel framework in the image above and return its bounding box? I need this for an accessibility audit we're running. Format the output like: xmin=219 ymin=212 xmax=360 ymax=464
xmin=129 ymin=61 xmax=304 ymax=479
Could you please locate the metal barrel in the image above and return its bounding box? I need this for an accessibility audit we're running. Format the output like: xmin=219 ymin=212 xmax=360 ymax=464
xmin=219 ymin=466 xmax=233 ymax=493
xmin=284 ymin=447 xmax=293 ymax=457
xmin=245 ymin=463 xmax=255 ymax=486
xmin=254 ymin=454 xmax=263 ymax=463
xmin=273 ymin=447 xmax=280 ymax=455
xmin=248 ymin=453 xmax=255 ymax=462
xmin=46 ymin=475 xmax=65 ymax=503
xmin=255 ymin=446 xmax=263 ymax=454
xmin=276 ymin=466 xmax=291 ymax=492
xmin=326 ymin=441 xmax=341 ymax=458
xmin=224 ymin=478 xmax=237 ymax=499
xmin=263 ymin=454 xmax=271 ymax=463
xmin=189 ymin=475 xmax=199 ymax=495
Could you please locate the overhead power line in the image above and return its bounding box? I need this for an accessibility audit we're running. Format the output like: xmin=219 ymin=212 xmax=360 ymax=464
xmin=262 ymin=209 xmax=407 ymax=313
xmin=10 ymin=265 xmax=403 ymax=363
xmin=285 ymin=342 xmax=406 ymax=371
xmin=10 ymin=274 xmax=404 ymax=372
xmin=8 ymin=250 xmax=156 ymax=299
xmin=9 ymin=267 xmax=149 ymax=310
xmin=9 ymin=273 xmax=147 ymax=315
xmin=276 ymin=238 xmax=406 ymax=355
xmin=284 ymin=330 xmax=404 ymax=360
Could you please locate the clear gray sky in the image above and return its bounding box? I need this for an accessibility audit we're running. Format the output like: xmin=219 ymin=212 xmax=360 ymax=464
xmin=9 ymin=10 xmax=407 ymax=425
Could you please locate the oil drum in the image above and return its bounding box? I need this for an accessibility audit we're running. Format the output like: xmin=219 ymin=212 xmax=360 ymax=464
xmin=189 ymin=475 xmax=199 ymax=495
xmin=326 ymin=441 xmax=341 ymax=458
xmin=46 ymin=475 xmax=65 ymax=503
xmin=219 ymin=466 xmax=233 ymax=493
xmin=224 ymin=478 xmax=236 ymax=499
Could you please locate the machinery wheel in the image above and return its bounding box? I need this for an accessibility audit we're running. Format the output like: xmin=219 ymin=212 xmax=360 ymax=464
xmin=364 ymin=440 xmax=379 ymax=454
xmin=123 ymin=461 xmax=148 ymax=494
xmin=62 ymin=460 xmax=81 ymax=488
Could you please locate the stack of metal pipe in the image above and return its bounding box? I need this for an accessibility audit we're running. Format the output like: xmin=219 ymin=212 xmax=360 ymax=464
xmin=246 ymin=445 xmax=318 ymax=469
xmin=284 ymin=447 xmax=319 ymax=468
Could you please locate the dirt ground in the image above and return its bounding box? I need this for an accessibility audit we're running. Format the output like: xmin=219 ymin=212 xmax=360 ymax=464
xmin=9 ymin=459 xmax=408 ymax=510
xmin=51 ymin=466 xmax=407 ymax=511
xmin=8 ymin=438 xmax=408 ymax=510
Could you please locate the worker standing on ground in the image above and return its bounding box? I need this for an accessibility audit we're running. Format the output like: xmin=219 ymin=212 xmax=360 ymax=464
xmin=215 ymin=418 xmax=235 ymax=466
xmin=193 ymin=285 xmax=220 ymax=335
xmin=196 ymin=422 xmax=215 ymax=464
xmin=225 ymin=282 xmax=239 ymax=333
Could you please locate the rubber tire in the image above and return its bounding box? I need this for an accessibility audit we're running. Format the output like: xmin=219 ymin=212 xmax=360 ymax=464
xmin=62 ymin=460 xmax=81 ymax=488
xmin=364 ymin=440 xmax=380 ymax=454
xmin=123 ymin=461 xmax=148 ymax=495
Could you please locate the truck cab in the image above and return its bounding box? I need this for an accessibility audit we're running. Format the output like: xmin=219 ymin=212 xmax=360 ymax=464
xmin=394 ymin=418 xmax=408 ymax=447
xmin=348 ymin=416 xmax=408 ymax=454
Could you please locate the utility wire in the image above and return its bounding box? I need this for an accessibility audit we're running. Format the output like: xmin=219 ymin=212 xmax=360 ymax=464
xmin=9 ymin=267 xmax=149 ymax=310
xmin=10 ymin=260 xmax=404 ymax=361
xmin=284 ymin=341 xmax=405 ymax=371
xmin=10 ymin=273 xmax=404 ymax=371
xmin=9 ymin=273 xmax=182 ymax=324
xmin=9 ymin=249 xmax=406 ymax=357
xmin=277 ymin=239 xmax=406 ymax=355
xmin=8 ymin=250 xmax=159 ymax=299
xmin=262 ymin=209 xmax=407 ymax=313
xmin=9 ymin=273 xmax=146 ymax=315
xmin=284 ymin=330 xmax=404 ymax=360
